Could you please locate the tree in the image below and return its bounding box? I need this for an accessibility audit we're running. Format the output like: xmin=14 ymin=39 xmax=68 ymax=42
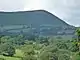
xmin=21 ymin=45 xmax=36 ymax=60
xmin=69 ymin=44 xmax=79 ymax=52
xmin=56 ymin=41 xmax=68 ymax=49
xmin=0 ymin=43 xmax=15 ymax=56
xmin=39 ymin=45 xmax=58 ymax=60
xmin=0 ymin=36 xmax=11 ymax=44
xmin=0 ymin=58 xmax=5 ymax=60
xmin=76 ymin=28 xmax=80 ymax=55
xmin=22 ymin=55 xmax=37 ymax=60
xmin=39 ymin=51 xmax=58 ymax=60
xmin=14 ymin=34 xmax=25 ymax=45
xmin=59 ymin=54 xmax=70 ymax=60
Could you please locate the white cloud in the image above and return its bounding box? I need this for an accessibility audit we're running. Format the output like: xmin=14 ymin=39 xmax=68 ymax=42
xmin=0 ymin=0 xmax=24 ymax=11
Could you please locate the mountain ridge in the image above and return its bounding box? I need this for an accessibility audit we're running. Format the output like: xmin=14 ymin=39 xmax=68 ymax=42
xmin=0 ymin=10 xmax=75 ymax=35
xmin=0 ymin=10 xmax=70 ymax=26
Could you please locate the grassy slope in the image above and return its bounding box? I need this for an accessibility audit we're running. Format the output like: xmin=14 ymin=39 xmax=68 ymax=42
xmin=0 ymin=49 xmax=23 ymax=60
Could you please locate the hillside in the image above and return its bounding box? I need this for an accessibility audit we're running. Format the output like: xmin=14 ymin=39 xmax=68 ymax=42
xmin=0 ymin=10 xmax=75 ymax=35
xmin=0 ymin=10 xmax=69 ymax=26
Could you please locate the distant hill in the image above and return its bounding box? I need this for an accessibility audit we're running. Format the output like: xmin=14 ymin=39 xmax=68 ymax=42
xmin=0 ymin=10 xmax=75 ymax=36
xmin=0 ymin=10 xmax=69 ymax=26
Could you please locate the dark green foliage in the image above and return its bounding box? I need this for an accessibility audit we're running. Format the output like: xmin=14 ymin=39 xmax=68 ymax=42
xmin=50 ymin=53 xmax=58 ymax=60
xmin=73 ymin=28 xmax=80 ymax=55
xmin=0 ymin=58 xmax=5 ymax=60
xmin=69 ymin=44 xmax=79 ymax=52
xmin=0 ymin=43 xmax=15 ymax=56
xmin=15 ymin=35 xmax=25 ymax=45
xmin=56 ymin=41 xmax=68 ymax=49
xmin=59 ymin=54 xmax=70 ymax=60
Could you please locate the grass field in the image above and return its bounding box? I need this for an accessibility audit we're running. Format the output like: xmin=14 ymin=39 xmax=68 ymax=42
xmin=0 ymin=55 xmax=21 ymax=60
xmin=0 ymin=49 xmax=23 ymax=60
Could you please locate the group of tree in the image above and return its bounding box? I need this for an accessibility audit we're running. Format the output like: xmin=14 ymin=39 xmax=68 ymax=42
xmin=0 ymin=27 xmax=80 ymax=60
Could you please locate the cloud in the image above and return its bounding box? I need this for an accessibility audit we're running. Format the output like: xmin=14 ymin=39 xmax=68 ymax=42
xmin=0 ymin=0 xmax=24 ymax=11
xmin=45 ymin=0 xmax=80 ymax=26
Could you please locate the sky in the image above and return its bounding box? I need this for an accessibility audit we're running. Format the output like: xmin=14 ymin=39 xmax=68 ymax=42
xmin=0 ymin=0 xmax=79 ymax=26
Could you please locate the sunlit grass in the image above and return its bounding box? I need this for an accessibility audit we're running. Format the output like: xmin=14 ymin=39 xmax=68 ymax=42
xmin=0 ymin=49 xmax=24 ymax=60
xmin=14 ymin=49 xmax=24 ymax=57
xmin=0 ymin=55 xmax=21 ymax=60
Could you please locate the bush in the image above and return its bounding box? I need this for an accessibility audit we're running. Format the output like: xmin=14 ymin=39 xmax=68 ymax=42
xmin=0 ymin=43 xmax=15 ymax=56
xmin=0 ymin=58 xmax=5 ymax=60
